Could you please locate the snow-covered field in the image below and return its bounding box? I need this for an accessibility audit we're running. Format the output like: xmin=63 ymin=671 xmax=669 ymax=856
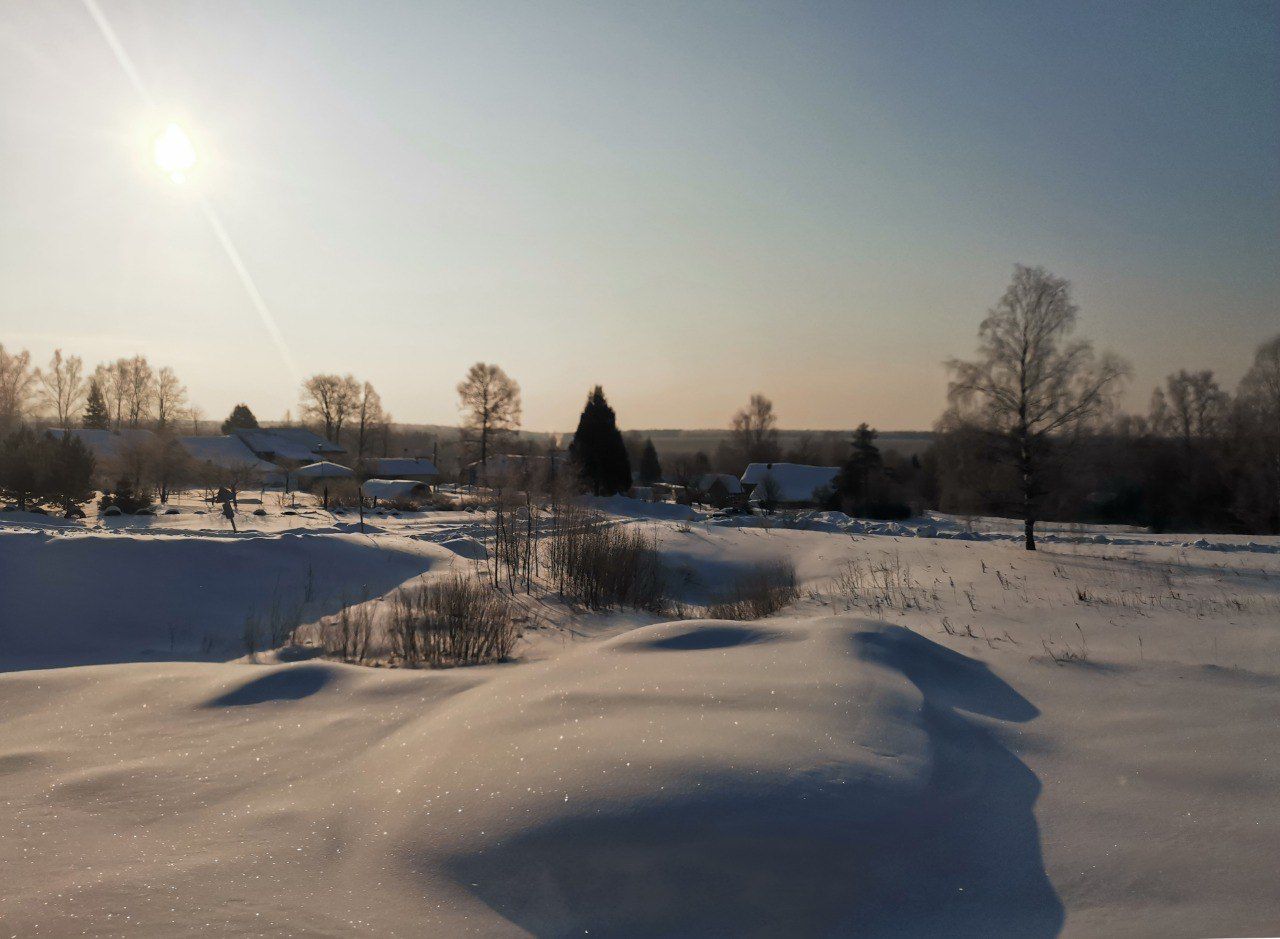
xmin=2 ymin=498 xmax=1278 ymax=936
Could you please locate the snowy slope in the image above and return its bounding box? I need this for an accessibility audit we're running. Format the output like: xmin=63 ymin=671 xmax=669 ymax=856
xmin=1 ymin=507 xmax=1278 ymax=935
xmin=0 ymin=529 xmax=447 ymax=670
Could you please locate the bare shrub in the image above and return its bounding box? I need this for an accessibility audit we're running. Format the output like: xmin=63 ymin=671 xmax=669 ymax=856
xmin=488 ymin=489 xmax=541 ymax=593
xmin=266 ymin=589 xmax=306 ymax=647
xmin=543 ymin=504 xmax=666 ymax=611
xmin=707 ymin=560 xmax=799 ymax=620
xmin=321 ymin=479 xmax=363 ymax=509
xmin=242 ymin=613 xmax=263 ymax=658
xmin=1042 ymin=623 xmax=1090 ymax=665
xmin=319 ymin=591 xmax=374 ymax=663
xmin=828 ymin=552 xmax=942 ymax=613
xmin=389 ymin=574 xmax=519 ymax=667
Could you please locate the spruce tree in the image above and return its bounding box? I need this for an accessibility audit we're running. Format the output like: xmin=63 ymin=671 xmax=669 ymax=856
xmin=83 ymin=380 xmax=110 ymax=430
xmin=836 ymin=423 xmax=882 ymax=505
xmin=221 ymin=404 xmax=260 ymax=435
xmin=0 ymin=426 xmax=40 ymax=510
xmin=47 ymin=433 xmax=96 ymax=514
xmin=569 ymin=386 xmax=632 ymax=496
xmin=638 ymin=437 xmax=662 ymax=485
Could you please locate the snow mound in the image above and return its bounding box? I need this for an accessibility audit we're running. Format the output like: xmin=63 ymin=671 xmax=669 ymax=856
xmin=439 ymin=619 xmax=1059 ymax=936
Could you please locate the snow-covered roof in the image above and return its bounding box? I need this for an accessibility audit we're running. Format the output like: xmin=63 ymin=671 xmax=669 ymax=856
xmin=366 ymin=458 xmax=439 ymax=478
xmin=742 ymin=463 xmax=840 ymax=504
xmin=693 ymin=473 xmax=744 ymax=495
xmin=179 ymin=436 xmax=279 ymax=474
xmin=233 ymin=427 xmax=345 ymax=462
xmin=47 ymin=428 xmax=155 ymax=462
xmin=469 ymin=452 xmax=567 ymax=484
xmin=292 ymin=461 xmax=354 ymax=479
xmin=362 ymin=479 xmax=431 ymax=501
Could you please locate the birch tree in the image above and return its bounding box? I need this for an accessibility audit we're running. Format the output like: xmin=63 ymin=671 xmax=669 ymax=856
xmin=945 ymin=264 xmax=1129 ymax=550
xmin=38 ymin=349 xmax=86 ymax=428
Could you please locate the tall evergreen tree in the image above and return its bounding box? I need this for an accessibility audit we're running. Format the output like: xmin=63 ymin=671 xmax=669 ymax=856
xmin=836 ymin=423 xmax=883 ymax=503
xmin=221 ymin=403 xmax=259 ymax=435
xmin=82 ymin=379 xmax=110 ymax=430
xmin=0 ymin=426 xmax=41 ymax=510
xmin=638 ymin=437 xmax=662 ymax=485
xmin=47 ymin=433 xmax=96 ymax=513
xmin=569 ymin=386 xmax=632 ymax=496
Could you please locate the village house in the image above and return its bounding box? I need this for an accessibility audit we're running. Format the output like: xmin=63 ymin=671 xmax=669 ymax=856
xmin=232 ymin=427 xmax=345 ymax=469
xmin=740 ymin=462 xmax=840 ymax=510
xmin=690 ymin=473 xmax=747 ymax=509
xmin=362 ymin=457 xmax=440 ymax=486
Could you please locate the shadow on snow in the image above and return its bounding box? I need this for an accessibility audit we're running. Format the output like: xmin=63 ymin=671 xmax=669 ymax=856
xmin=202 ymin=664 xmax=336 ymax=707
xmin=445 ymin=623 xmax=1063 ymax=937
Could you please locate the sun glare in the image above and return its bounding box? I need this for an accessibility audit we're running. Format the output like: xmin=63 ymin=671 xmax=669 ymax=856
xmin=152 ymin=122 xmax=197 ymax=184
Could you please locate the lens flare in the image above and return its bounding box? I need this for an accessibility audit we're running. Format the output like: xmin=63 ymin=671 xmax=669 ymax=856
xmin=152 ymin=122 xmax=197 ymax=184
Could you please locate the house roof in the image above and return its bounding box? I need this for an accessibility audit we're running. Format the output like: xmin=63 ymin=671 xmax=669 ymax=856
xmin=48 ymin=428 xmax=155 ymax=462
xmin=366 ymin=458 xmax=439 ymax=477
xmin=233 ymin=427 xmax=345 ymax=462
xmin=362 ymin=478 xmax=430 ymax=501
xmin=292 ymin=461 xmax=354 ymax=478
xmin=741 ymin=463 xmax=840 ymax=503
xmin=694 ymin=473 xmax=744 ymax=495
xmin=179 ymin=435 xmax=279 ymax=473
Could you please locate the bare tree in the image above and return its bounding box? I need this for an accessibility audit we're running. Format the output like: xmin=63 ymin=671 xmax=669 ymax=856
xmin=125 ymin=355 xmax=155 ymax=427
xmin=457 ymin=362 xmax=521 ymax=467
xmin=301 ymin=373 xmax=360 ymax=444
xmin=1149 ymin=369 xmax=1228 ymax=446
xmin=93 ymin=361 xmax=127 ymax=430
xmin=145 ymin=429 xmax=194 ymax=503
xmin=0 ymin=344 xmax=38 ymax=433
xmin=153 ymin=366 xmax=188 ymax=430
xmin=38 ymin=349 xmax=86 ymax=428
xmin=730 ymin=393 xmax=780 ymax=464
xmin=945 ymin=264 xmax=1129 ymax=550
xmin=353 ymin=381 xmax=384 ymax=463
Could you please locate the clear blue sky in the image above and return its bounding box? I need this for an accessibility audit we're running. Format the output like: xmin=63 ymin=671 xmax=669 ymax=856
xmin=1 ymin=0 xmax=1276 ymax=429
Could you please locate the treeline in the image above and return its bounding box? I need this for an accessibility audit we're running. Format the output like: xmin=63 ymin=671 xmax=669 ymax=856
xmin=4 ymin=267 xmax=1277 ymax=538
xmin=929 ymin=349 xmax=1280 ymax=536
xmin=0 ymin=347 xmax=196 ymax=435
xmin=928 ymin=265 xmax=1279 ymax=543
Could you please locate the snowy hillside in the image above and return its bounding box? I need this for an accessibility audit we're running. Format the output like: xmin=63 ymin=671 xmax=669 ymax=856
xmin=1 ymin=502 xmax=1278 ymax=936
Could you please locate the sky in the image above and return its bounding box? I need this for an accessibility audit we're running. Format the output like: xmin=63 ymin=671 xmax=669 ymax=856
xmin=1 ymin=0 xmax=1276 ymax=432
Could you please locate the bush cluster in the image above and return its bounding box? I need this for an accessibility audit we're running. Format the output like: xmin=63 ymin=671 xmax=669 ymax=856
xmin=544 ymin=506 xmax=666 ymax=611
xmin=389 ymin=574 xmax=519 ymax=667
xmin=706 ymin=560 xmax=799 ymax=620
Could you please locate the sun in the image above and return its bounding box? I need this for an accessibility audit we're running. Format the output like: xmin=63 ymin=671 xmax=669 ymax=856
xmin=152 ymin=123 xmax=197 ymax=184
